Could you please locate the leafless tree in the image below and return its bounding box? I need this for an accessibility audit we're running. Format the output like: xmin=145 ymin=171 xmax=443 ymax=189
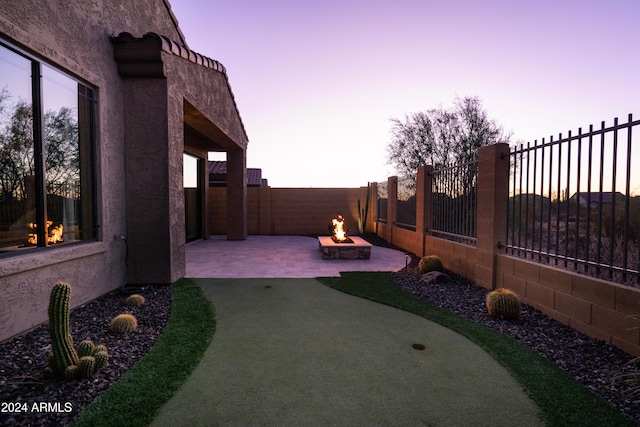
xmin=0 ymin=92 xmax=79 ymax=201
xmin=387 ymin=96 xmax=510 ymax=177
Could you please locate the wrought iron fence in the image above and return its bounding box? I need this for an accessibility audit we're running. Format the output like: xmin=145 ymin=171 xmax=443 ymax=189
xmin=376 ymin=181 xmax=388 ymax=224
xmin=396 ymin=176 xmax=416 ymax=230
xmin=506 ymin=114 xmax=640 ymax=286
xmin=430 ymin=160 xmax=478 ymax=245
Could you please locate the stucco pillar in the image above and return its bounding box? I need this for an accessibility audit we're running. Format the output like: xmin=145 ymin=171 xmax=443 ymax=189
xmin=475 ymin=143 xmax=510 ymax=289
xmin=388 ymin=176 xmax=398 ymax=245
xmin=226 ymin=149 xmax=247 ymax=240
xmin=371 ymin=182 xmax=379 ymax=235
xmin=416 ymin=165 xmax=433 ymax=256
xmin=120 ymin=82 xmax=189 ymax=285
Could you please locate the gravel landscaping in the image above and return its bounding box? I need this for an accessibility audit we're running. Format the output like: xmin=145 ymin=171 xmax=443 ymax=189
xmin=393 ymin=263 xmax=640 ymax=425
xmin=0 ymin=285 xmax=171 ymax=427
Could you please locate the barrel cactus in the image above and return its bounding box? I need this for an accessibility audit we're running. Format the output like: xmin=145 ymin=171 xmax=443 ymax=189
xmin=486 ymin=288 xmax=521 ymax=320
xmin=125 ymin=294 xmax=145 ymax=306
xmin=418 ymin=255 xmax=444 ymax=273
xmin=110 ymin=313 xmax=138 ymax=333
xmin=47 ymin=282 xmax=108 ymax=379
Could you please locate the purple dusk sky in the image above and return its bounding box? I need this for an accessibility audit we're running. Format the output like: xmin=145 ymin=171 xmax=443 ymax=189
xmin=170 ymin=0 xmax=640 ymax=188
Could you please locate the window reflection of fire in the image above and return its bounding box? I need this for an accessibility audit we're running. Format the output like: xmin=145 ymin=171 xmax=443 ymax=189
xmin=27 ymin=221 xmax=64 ymax=245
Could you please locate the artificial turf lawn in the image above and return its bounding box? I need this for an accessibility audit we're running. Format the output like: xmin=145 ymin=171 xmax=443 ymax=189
xmin=151 ymin=277 xmax=543 ymax=426
xmin=68 ymin=278 xmax=216 ymax=427
xmin=69 ymin=273 xmax=632 ymax=427
xmin=318 ymin=271 xmax=633 ymax=427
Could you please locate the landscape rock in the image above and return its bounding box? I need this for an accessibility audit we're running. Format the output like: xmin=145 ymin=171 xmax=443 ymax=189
xmin=420 ymin=271 xmax=451 ymax=284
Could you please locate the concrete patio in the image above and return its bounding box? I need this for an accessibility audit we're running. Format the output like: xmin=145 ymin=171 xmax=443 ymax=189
xmin=185 ymin=235 xmax=410 ymax=278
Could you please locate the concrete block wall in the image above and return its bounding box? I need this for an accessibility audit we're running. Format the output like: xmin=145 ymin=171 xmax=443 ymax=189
xmin=496 ymin=255 xmax=640 ymax=356
xmin=209 ymin=186 xmax=373 ymax=236
xmin=425 ymin=236 xmax=477 ymax=282
xmin=375 ymin=143 xmax=640 ymax=356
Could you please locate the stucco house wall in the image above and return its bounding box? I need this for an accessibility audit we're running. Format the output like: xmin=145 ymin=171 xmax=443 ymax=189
xmin=0 ymin=0 xmax=247 ymax=342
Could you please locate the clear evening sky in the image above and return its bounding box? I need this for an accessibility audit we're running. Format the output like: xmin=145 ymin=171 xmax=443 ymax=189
xmin=170 ymin=0 xmax=640 ymax=188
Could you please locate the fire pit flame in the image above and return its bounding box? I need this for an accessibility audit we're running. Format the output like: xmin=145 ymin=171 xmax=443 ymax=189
xmin=333 ymin=216 xmax=346 ymax=241
xmin=330 ymin=214 xmax=353 ymax=244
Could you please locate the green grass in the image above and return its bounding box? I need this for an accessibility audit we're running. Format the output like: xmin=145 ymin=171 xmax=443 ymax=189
xmin=68 ymin=278 xmax=216 ymax=427
xmin=318 ymin=272 xmax=633 ymax=427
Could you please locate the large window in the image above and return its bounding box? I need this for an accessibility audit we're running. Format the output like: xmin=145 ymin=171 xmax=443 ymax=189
xmin=0 ymin=41 xmax=96 ymax=254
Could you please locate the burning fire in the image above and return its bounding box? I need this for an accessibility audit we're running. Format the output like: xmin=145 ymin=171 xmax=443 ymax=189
xmin=27 ymin=221 xmax=64 ymax=245
xmin=49 ymin=223 xmax=64 ymax=243
xmin=331 ymin=215 xmax=347 ymax=242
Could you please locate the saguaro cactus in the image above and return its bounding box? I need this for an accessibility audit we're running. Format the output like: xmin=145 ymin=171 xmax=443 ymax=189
xmin=48 ymin=282 xmax=79 ymax=377
xmin=357 ymin=183 xmax=371 ymax=234
xmin=47 ymin=281 xmax=108 ymax=379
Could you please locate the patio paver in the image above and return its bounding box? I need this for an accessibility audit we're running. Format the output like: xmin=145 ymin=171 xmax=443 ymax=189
xmin=186 ymin=235 xmax=409 ymax=278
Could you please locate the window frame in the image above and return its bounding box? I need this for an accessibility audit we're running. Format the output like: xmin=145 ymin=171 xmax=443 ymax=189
xmin=0 ymin=39 xmax=98 ymax=256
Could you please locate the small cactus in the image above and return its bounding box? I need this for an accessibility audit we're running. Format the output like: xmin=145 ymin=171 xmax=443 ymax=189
xmin=125 ymin=294 xmax=145 ymax=306
xmin=93 ymin=350 xmax=109 ymax=372
xmin=77 ymin=339 xmax=95 ymax=358
xmin=78 ymin=356 xmax=96 ymax=379
xmin=64 ymin=365 xmax=78 ymax=380
xmin=486 ymin=288 xmax=521 ymax=320
xmin=418 ymin=255 xmax=444 ymax=273
xmin=93 ymin=344 xmax=107 ymax=354
xmin=110 ymin=313 xmax=138 ymax=333
xmin=47 ymin=282 xmax=108 ymax=380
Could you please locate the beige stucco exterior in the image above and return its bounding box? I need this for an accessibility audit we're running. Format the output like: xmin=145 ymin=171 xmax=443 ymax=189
xmin=0 ymin=0 xmax=248 ymax=342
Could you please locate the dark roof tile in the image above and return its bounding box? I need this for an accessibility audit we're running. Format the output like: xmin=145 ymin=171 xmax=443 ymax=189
xmin=209 ymin=161 xmax=265 ymax=186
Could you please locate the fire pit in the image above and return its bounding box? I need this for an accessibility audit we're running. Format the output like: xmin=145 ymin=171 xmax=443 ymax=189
xmin=318 ymin=215 xmax=372 ymax=260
